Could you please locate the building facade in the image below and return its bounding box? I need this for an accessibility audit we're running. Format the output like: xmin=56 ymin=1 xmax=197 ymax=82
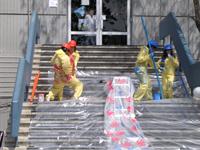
xmin=0 ymin=0 xmax=199 ymax=57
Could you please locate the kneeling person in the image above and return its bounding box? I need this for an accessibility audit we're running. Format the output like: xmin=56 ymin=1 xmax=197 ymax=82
xmin=46 ymin=43 xmax=83 ymax=101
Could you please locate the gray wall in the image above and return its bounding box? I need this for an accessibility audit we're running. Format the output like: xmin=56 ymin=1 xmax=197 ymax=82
xmin=0 ymin=0 xmax=29 ymax=56
xmin=0 ymin=0 xmax=68 ymax=56
xmin=0 ymin=0 xmax=199 ymax=57
xmin=131 ymin=0 xmax=200 ymax=60
xmin=32 ymin=0 xmax=68 ymax=44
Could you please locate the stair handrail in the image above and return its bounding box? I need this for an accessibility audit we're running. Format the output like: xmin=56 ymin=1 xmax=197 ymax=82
xmin=0 ymin=131 xmax=4 ymax=148
xmin=159 ymin=12 xmax=200 ymax=94
xmin=141 ymin=16 xmax=163 ymax=99
xmin=11 ymin=11 xmax=40 ymax=138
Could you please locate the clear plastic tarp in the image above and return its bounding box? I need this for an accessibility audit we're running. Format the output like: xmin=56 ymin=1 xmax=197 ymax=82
xmin=104 ymin=76 xmax=150 ymax=150
xmin=28 ymin=70 xmax=200 ymax=149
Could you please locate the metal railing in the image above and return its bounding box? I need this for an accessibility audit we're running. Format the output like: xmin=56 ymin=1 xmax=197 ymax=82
xmin=11 ymin=11 xmax=40 ymax=138
xmin=0 ymin=131 xmax=4 ymax=148
xmin=141 ymin=16 xmax=163 ymax=99
xmin=159 ymin=12 xmax=200 ymax=94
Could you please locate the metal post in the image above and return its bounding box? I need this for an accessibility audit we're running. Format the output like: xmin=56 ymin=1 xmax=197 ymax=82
xmin=141 ymin=16 xmax=163 ymax=99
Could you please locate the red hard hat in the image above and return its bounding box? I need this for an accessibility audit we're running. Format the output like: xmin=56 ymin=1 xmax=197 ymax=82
xmin=69 ymin=40 xmax=77 ymax=47
xmin=62 ymin=43 xmax=71 ymax=50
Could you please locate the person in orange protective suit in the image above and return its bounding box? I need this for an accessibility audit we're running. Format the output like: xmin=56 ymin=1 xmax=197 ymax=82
xmin=46 ymin=43 xmax=83 ymax=101
xmin=133 ymin=40 xmax=158 ymax=101
xmin=157 ymin=44 xmax=179 ymax=98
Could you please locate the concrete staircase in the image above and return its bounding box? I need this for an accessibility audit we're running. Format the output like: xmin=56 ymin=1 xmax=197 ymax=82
xmin=0 ymin=56 xmax=19 ymax=134
xmin=15 ymin=99 xmax=200 ymax=150
xmin=3 ymin=45 xmax=200 ymax=149
xmin=0 ymin=56 xmax=19 ymax=104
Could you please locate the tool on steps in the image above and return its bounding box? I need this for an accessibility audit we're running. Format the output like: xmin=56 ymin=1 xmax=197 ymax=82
xmin=29 ymin=70 xmax=40 ymax=102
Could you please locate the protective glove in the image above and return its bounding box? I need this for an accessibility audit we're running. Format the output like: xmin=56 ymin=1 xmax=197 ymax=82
xmin=65 ymin=75 xmax=72 ymax=82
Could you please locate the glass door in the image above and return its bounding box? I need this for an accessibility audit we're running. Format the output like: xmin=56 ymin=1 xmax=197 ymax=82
xmin=101 ymin=0 xmax=130 ymax=45
xmin=68 ymin=0 xmax=130 ymax=45
xmin=69 ymin=0 xmax=98 ymax=45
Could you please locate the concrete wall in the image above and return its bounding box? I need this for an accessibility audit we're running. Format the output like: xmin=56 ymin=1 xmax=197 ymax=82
xmin=131 ymin=0 xmax=200 ymax=60
xmin=0 ymin=0 xmax=68 ymax=56
xmin=0 ymin=0 xmax=199 ymax=58
xmin=0 ymin=0 xmax=29 ymax=56
xmin=31 ymin=0 xmax=68 ymax=44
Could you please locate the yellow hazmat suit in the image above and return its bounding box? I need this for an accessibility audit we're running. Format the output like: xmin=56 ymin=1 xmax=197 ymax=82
xmin=72 ymin=50 xmax=80 ymax=77
xmin=133 ymin=46 xmax=153 ymax=101
xmin=46 ymin=49 xmax=83 ymax=101
xmin=73 ymin=50 xmax=80 ymax=67
xmin=157 ymin=55 xmax=179 ymax=98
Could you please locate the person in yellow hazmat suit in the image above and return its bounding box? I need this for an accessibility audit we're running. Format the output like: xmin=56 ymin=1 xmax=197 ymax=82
xmin=46 ymin=43 xmax=83 ymax=101
xmin=133 ymin=40 xmax=158 ymax=101
xmin=157 ymin=44 xmax=179 ymax=98
xmin=69 ymin=40 xmax=80 ymax=74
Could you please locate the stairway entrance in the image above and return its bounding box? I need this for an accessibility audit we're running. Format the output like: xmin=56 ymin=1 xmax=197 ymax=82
xmin=68 ymin=0 xmax=131 ymax=45
xmin=4 ymin=45 xmax=200 ymax=149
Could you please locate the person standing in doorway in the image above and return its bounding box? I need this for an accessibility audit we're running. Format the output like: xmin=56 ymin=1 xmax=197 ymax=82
xmin=84 ymin=7 xmax=96 ymax=45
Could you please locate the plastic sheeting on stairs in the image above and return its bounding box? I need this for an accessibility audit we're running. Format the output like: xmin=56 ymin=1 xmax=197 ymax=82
xmin=134 ymin=98 xmax=200 ymax=149
xmin=25 ymin=70 xmax=195 ymax=149
xmin=104 ymin=76 xmax=150 ymax=150
xmin=28 ymin=98 xmax=106 ymax=149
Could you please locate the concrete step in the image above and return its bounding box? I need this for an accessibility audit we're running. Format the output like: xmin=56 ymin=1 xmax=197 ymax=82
xmin=0 ymin=73 xmax=17 ymax=78
xmin=31 ymin=70 xmax=135 ymax=76
xmin=0 ymin=67 xmax=17 ymax=73
xmin=34 ymin=55 xmax=161 ymax=62
xmin=37 ymin=61 xmax=137 ymax=66
xmin=0 ymin=63 xmax=18 ymax=68
xmin=14 ymin=136 xmax=200 ymax=149
xmin=22 ymin=102 xmax=200 ymax=114
xmin=0 ymin=78 xmax=16 ymax=83
xmin=17 ymin=119 xmax=200 ymax=126
xmin=31 ymin=71 xmax=136 ymax=79
xmin=34 ymin=66 xmax=134 ymax=72
xmin=36 ymin=45 xmax=141 ymax=50
xmin=0 ymin=98 xmax=11 ymax=105
xmin=20 ymin=109 xmax=200 ymax=120
xmin=0 ymin=56 xmax=19 ymax=62
xmin=8 ymin=45 xmax=194 ymax=149
xmin=22 ymin=98 xmax=197 ymax=106
xmin=25 ymin=127 xmax=200 ymax=136
xmin=36 ymin=45 xmax=163 ymax=51
xmin=3 ymin=146 xmax=196 ymax=150
xmin=28 ymin=90 xmax=105 ymax=97
xmin=35 ymin=49 xmax=163 ymax=56
xmin=0 ymin=87 xmax=14 ymax=93
xmin=37 ymin=65 xmax=135 ymax=70
xmin=0 ymin=95 xmax=12 ymax=99
xmin=26 ymin=123 xmax=200 ymax=133
xmin=25 ymin=133 xmax=200 ymax=141
xmin=12 ymin=119 xmax=200 ymax=136
xmin=0 ymin=82 xmax=15 ymax=87
xmin=0 ymin=93 xmax=13 ymax=98
xmin=21 ymin=97 xmax=199 ymax=107
xmin=7 ymin=146 xmax=193 ymax=150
